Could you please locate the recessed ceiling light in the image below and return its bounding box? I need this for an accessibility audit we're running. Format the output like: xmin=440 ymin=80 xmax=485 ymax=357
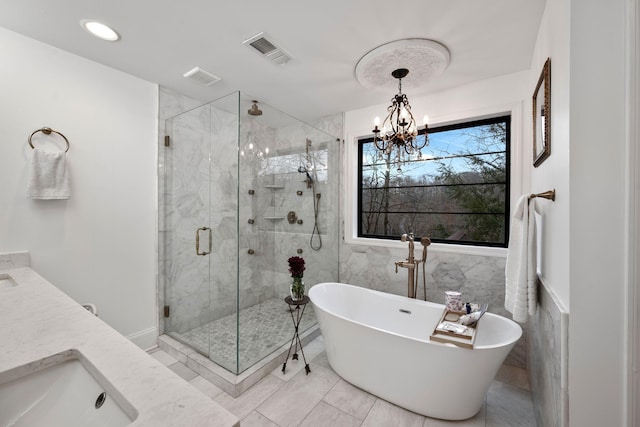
xmin=80 ymin=19 xmax=120 ymax=42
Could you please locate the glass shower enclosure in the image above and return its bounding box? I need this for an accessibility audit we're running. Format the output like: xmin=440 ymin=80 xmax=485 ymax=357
xmin=159 ymin=91 xmax=339 ymax=374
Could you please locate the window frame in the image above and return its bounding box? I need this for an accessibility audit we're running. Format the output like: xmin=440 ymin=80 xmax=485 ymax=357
xmin=355 ymin=114 xmax=511 ymax=248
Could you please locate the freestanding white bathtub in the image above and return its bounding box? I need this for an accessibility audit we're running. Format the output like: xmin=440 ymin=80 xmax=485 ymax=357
xmin=309 ymin=282 xmax=522 ymax=420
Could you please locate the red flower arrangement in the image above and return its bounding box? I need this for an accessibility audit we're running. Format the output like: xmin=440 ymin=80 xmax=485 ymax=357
xmin=288 ymin=256 xmax=305 ymax=278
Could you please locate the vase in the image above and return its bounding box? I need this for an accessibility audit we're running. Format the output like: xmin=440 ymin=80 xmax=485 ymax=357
xmin=290 ymin=277 xmax=305 ymax=301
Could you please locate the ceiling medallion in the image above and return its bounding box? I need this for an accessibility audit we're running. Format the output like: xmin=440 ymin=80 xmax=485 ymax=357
xmin=355 ymin=39 xmax=450 ymax=91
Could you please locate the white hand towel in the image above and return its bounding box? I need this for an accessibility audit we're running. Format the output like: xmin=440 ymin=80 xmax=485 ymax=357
xmin=27 ymin=149 xmax=70 ymax=200
xmin=504 ymin=194 xmax=537 ymax=322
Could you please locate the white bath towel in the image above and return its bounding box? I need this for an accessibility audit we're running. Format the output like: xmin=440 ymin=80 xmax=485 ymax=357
xmin=504 ymin=194 xmax=537 ymax=322
xmin=27 ymin=149 xmax=70 ymax=200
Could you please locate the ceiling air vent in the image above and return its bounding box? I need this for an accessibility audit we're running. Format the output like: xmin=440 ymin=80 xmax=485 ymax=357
xmin=243 ymin=32 xmax=292 ymax=66
xmin=183 ymin=67 xmax=221 ymax=86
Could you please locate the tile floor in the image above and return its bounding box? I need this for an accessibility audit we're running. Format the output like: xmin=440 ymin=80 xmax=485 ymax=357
xmin=149 ymin=336 xmax=536 ymax=426
xmin=171 ymin=298 xmax=316 ymax=373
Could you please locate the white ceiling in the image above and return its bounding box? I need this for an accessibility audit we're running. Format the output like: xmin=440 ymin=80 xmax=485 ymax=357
xmin=0 ymin=0 xmax=546 ymax=122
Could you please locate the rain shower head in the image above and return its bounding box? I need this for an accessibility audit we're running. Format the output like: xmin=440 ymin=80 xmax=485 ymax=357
xmin=248 ymin=100 xmax=263 ymax=116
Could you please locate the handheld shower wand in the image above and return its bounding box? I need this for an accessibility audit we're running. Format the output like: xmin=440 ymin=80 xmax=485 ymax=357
xmin=298 ymin=139 xmax=322 ymax=250
xmin=418 ymin=237 xmax=431 ymax=300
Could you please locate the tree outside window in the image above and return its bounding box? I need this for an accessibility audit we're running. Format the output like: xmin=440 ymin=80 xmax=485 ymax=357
xmin=358 ymin=115 xmax=510 ymax=247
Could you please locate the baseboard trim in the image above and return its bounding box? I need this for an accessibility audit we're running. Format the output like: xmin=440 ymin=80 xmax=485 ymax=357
xmin=127 ymin=326 xmax=158 ymax=351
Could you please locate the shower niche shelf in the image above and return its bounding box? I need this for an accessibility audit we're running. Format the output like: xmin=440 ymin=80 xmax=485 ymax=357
xmin=264 ymin=216 xmax=285 ymax=221
xmin=264 ymin=184 xmax=285 ymax=189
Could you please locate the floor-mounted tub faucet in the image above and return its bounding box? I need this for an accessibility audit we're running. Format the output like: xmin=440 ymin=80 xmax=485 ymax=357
xmin=395 ymin=233 xmax=416 ymax=298
xmin=395 ymin=233 xmax=431 ymax=299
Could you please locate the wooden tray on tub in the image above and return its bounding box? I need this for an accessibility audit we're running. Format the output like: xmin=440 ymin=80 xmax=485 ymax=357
xmin=430 ymin=309 xmax=477 ymax=349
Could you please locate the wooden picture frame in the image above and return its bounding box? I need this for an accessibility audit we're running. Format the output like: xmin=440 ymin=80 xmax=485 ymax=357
xmin=533 ymin=58 xmax=551 ymax=167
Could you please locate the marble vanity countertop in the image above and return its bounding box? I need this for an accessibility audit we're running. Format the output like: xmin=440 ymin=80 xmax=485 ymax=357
xmin=0 ymin=266 xmax=239 ymax=427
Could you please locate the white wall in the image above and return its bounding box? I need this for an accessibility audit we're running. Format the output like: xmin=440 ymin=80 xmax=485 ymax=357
xmin=531 ymin=0 xmax=637 ymax=424
xmin=529 ymin=0 xmax=571 ymax=309
xmin=0 ymin=27 xmax=158 ymax=349
xmin=569 ymin=0 xmax=629 ymax=425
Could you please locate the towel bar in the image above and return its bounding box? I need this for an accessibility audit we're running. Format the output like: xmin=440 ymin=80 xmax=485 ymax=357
xmin=28 ymin=127 xmax=70 ymax=153
xmin=529 ymin=189 xmax=555 ymax=201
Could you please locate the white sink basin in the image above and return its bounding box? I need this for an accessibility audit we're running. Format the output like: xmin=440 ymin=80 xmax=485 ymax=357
xmin=0 ymin=273 xmax=17 ymax=288
xmin=0 ymin=349 xmax=137 ymax=427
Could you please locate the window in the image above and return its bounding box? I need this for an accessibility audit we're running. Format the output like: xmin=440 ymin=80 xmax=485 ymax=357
xmin=357 ymin=115 xmax=510 ymax=247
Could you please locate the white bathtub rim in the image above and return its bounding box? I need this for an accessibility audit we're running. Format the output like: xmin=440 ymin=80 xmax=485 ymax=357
xmin=309 ymin=282 xmax=522 ymax=350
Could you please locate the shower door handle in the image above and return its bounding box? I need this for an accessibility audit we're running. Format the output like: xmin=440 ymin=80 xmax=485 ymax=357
xmin=195 ymin=227 xmax=212 ymax=256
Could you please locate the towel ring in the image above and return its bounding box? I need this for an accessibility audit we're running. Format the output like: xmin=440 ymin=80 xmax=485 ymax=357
xmin=28 ymin=127 xmax=70 ymax=153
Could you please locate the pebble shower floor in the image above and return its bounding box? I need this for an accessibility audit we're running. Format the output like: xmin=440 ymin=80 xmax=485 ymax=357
xmin=173 ymin=298 xmax=316 ymax=373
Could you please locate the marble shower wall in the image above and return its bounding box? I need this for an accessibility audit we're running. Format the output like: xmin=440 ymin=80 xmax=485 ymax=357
xmin=241 ymin=114 xmax=342 ymax=301
xmin=237 ymin=118 xmax=277 ymax=309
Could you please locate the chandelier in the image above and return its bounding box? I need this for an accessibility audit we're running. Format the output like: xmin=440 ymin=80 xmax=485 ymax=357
xmin=372 ymin=68 xmax=429 ymax=170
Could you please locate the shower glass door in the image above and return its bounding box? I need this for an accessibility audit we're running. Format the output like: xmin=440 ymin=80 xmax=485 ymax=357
xmin=162 ymin=92 xmax=240 ymax=372
xmin=161 ymin=90 xmax=340 ymax=375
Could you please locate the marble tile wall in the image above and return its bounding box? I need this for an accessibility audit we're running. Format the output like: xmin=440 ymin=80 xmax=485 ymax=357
xmin=238 ymin=118 xmax=277 ymax=309
xmin=529 ymin=279 xmax=568 ymax=426
xmin=0 ymin=251 xmax=30 ymax=269
xmin=237 ymin=109 xmax=343 ymax=303
xmin=263 ymin=117 xmax=342 ymax=296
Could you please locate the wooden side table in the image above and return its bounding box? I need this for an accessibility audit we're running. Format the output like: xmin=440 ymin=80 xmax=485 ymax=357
xmin=282 ymin=295 xmax=311 ymax=375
